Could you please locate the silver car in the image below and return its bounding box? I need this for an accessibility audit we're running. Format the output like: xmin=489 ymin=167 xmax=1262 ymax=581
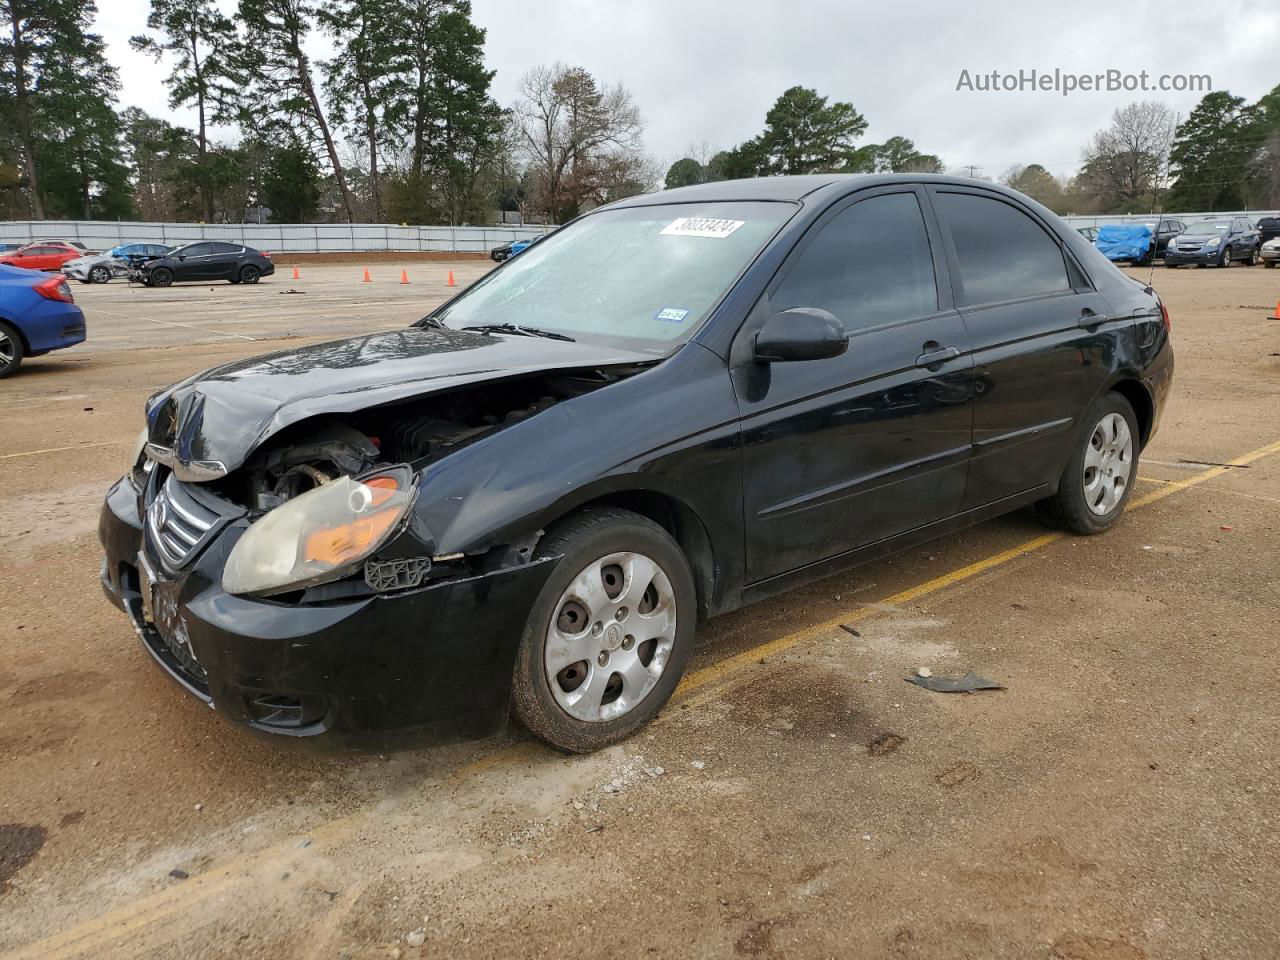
xmin=62 ymin=243 xmax=171 ymax=284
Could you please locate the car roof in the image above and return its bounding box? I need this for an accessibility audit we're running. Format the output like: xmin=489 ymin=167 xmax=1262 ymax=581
xmin=605 ymin=173 xmax=1060 ymax=210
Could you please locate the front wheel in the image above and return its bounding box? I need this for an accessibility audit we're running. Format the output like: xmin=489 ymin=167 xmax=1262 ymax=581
xmin=0 ymin=321 xmax=24 ymax=378
xmin=1036 ymin=393 xmax=1140 ymax=535
xmin=149 ymin=267 xmax=173 ymax=288
xmin=1265 ymin=260 xmax=1276 ymax=269
xmin=511 ymin=507 xmax=697 ymax=753
xmin=238 ymin=264 xmax=260 ymax=284
xmin=1218 ymin=246 xmax=1231 ymax=267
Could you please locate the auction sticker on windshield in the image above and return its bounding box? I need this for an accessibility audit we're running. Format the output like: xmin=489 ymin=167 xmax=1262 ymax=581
xmin=660 ymin=217 xmax=745 ymax=239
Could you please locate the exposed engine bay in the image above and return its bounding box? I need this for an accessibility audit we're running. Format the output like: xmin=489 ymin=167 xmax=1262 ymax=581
xmin=210 ymin=367 xmax=641 ymax=511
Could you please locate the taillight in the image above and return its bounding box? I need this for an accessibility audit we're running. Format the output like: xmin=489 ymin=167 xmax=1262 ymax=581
xmin=35 ymin=274 xmax=74 ymax=303
xmin=262 ymin=251 xmax=272 ymax=259
xmin=1159 ymin=300 xmax=1170 ymax=334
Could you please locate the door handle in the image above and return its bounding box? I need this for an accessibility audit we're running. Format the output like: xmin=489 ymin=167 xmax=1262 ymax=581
xmin=1077 ymin=307 xmax=1109 ymax=328
xmin=915 ymin=344 xmax=960 ymax=368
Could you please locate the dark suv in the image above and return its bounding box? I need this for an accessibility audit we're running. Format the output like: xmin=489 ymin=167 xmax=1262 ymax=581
xmin=1165 ymin=218 xmax=1260 ymax=267
xmin=134 ymin=241 xmax=275 ymax=286
xmin=99 ymin=174 xmax=1173 ymax=753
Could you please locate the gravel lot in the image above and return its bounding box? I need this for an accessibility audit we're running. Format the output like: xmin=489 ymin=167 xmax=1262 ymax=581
xmin=1 ymin=260 xmax=1278 ymax=960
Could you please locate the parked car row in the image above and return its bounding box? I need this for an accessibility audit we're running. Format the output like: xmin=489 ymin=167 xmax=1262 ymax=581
xmin=1079 ymin=215 xmax=1277 ymax=268
xmin=0 ymin=238 xmax=275 ymax=287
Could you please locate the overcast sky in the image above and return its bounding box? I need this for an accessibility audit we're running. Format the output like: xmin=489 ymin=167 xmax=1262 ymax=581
xmin=99 ymin=0 xmax=1280 ymax=181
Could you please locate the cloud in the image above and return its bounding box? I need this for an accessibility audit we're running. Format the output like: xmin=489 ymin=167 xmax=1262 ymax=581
xmin=104 ymin=0 xmax=1280 ymax=179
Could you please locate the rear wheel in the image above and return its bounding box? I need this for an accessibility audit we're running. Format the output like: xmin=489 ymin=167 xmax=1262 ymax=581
xmin=1036 ymin=393 xmax=1139 ymax=535
xmin=238 ymin=264 xmax=260 ymax=284
xmin=1244 ymin=247 xmax=1258 ymax=266
xmin=0 ymin=321 xmax=24 ymax=378
xmin=511 ymin=507 xmax=696 ymax=753
xmin=149 ymin=267 xmax=173 ymax=288
xmin=89 ymin=264 xmax=111 ymax=284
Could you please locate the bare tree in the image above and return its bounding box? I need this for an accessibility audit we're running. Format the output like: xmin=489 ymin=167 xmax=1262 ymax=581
xmin=513 ymin=63 xmax=644 ymax=221
xmin=1078 ymin=101 xmax=1176 ymax=210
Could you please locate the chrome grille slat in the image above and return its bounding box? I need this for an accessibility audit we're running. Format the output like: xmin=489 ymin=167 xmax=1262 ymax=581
xmin=144 ymin=474 xmax=219 ymax=570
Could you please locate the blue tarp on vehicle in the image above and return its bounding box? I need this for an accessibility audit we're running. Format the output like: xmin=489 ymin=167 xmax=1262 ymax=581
xmin=1095 ymin=224 xmax=1153 ymax=262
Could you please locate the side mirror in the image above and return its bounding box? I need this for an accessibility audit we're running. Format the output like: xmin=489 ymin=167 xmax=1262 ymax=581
xmin=177 ymin=255 xmax=186 ymax=261
xmin=753 ymin=308 xmax=848 ymax=363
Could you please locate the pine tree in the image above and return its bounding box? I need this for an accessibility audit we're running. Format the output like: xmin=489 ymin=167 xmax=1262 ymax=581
xmin=130 ymin=0 xmax=237 ymax=222
xmin=236 ymin=0 xmax=356 ymax=222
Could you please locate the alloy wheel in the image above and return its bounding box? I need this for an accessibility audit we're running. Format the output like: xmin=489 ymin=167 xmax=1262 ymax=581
xmin=0 ymin=328 xmax=14 ymax=368
xmin=90 ymin=265 xmax=110 ymax=283
xmin=1083 ymin=412 xmax=1132 ymax=516
xmin=544 ymin=551 xmax=677 ymax=723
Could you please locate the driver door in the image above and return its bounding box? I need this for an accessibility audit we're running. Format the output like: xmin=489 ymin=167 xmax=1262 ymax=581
xmin=732 ymin=186 xmax=975 ymax=584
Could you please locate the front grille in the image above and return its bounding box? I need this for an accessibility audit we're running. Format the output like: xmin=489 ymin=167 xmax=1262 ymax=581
xmin=144 ymin=473 xmax=220 ymax=570
xmin=1176 ymin=242 xmax=1203 ymax=251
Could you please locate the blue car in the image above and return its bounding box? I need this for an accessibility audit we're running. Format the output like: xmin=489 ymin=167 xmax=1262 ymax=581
xmin=509 ymin=235 xmax=544 ymax=258
xmin=0 ymin=265 xmax=87 ymax=378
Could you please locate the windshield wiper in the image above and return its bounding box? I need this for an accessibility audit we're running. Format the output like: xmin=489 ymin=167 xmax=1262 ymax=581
xmin=462 ymin=322 xmax=576 ymax=342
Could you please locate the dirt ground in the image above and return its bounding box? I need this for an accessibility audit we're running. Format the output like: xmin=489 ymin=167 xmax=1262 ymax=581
xmin=1 ymin=261 xmax=1278 ymax=960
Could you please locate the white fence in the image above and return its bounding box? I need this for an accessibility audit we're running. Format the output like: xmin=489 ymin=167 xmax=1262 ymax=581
xmin=1062 ymin=210 xmax=1280 ymax=228
xmin=0 ymin=220 xmax=554 ymax=254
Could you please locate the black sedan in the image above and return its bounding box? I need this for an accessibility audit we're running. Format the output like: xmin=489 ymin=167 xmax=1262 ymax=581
xmin=490 ymin=240 xmax=514 ymax=262
xmin=98 ymin=174 xmax=1173 ymax=753
xmin=134 ymin=241 xmax=275 ymax=286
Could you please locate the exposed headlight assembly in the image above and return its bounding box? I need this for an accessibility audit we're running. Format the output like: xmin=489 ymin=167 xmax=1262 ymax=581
xmin=223 ymin=467 xmax=416 ymax=596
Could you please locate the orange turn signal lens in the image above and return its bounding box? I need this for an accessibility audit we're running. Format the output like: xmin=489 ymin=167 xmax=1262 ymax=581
xmin=303 ymin=507 xmax=400 ymax=567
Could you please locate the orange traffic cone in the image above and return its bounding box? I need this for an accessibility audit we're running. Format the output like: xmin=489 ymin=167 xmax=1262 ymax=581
xmin=1273 ymin=299 xmax=1280 ymax=319
xmin=446 ymin=270 xmax=456 ymax=287
xmin=362 ymin=267 xmax=372 ymax=283
xmin=291 ymin=265 xmax=300 ymax=280
xmin=400 ymin=269 xmax=409 ymax=285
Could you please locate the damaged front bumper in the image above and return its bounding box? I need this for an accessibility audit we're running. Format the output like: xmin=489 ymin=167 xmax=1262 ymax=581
xmin=98 ymin=475 xmax=556 ymax=749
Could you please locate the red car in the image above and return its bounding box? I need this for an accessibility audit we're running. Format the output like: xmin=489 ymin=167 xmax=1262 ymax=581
xmin=0 ymin=241 xmax=84 ymax=272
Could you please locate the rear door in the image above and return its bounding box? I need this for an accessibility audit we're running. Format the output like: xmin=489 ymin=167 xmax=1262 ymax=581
xmin=927 ymin=186 xmax=1111 ymax=509
xmin=17 ymin=245 xmax=57 ymax=269
xmin=203 ymin=242 xmax=243 ymax=279
xmin=734 ymin=186 xmax=976 ymax=583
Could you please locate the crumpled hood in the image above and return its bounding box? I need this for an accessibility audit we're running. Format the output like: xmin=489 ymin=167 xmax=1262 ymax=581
xmin=145 ymin=326 xmax=654 ymax=477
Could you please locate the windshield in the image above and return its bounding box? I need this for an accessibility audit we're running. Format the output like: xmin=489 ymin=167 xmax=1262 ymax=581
xmin=1191 ymin=221 xmax=1230 ymax=234
xmin=433 ymin=201 xmax=795 ymax=354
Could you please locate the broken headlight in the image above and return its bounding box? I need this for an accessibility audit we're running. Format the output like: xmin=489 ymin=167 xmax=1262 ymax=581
xmin=222 ymin=467 xmax=415 ymax=596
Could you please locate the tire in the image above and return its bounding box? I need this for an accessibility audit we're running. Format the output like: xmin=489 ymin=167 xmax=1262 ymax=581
xmin=1036 ymin=393 xmax=1140 ymax=536
xmin=1265 ymin=261 xmax=1276 ymax=269
xmin=1165 ymin=262 xmax=1177 ymax=269
xmin=0 ymin=321 xmax=24 ymax=379
xmin=89 ymin=265 xmax=111 ymax=284
xmin=238 ymin=264 xmax=260 ymax=284
xmin=511 ymin=507 xmax=697 ymax=753
xmin=1244 ymin=247 xmax=1258 ymax=266
xmin=1218 ymin=246 xmax=1231 ymax=267
xmin=150 ymin=267 xmax=173 ymax=288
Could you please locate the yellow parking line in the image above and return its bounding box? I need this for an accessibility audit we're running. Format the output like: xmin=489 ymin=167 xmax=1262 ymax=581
xmin=6 ymin=434 xmax=1280 ymax=960
xmin=0 ymin=439 xmax=125 ymax=461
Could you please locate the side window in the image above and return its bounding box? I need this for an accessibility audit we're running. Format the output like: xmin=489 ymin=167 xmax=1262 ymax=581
xmin=771 ymin=192 xmax=938 ymax=333
xmin=182 ymin=243 xmax=212 ymax=257
xmin=934 ymin=192 xmax=1071 ymax=305
xmin=208 ymin=242 xmax=240 ymax=254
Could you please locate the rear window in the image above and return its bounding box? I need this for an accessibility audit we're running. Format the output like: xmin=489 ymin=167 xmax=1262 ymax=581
xmin=934 ymin=192 xmax=1070 ymax=305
